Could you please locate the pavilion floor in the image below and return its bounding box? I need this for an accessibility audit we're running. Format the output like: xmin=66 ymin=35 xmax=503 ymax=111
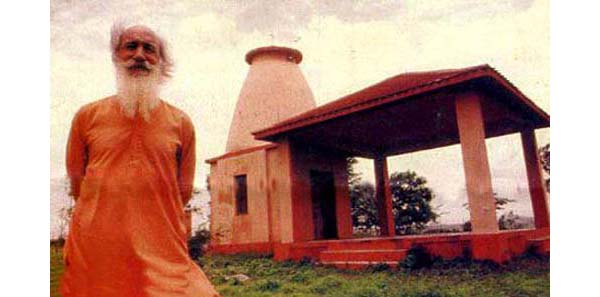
xmin=272 ymin=228 xmax=549 ymax=268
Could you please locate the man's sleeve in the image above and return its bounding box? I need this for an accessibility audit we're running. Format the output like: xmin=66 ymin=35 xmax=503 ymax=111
xmin=178 ymin=115 xmax=196 ymax=206
xmin=65 ymin=110 xmax=87 ymax=200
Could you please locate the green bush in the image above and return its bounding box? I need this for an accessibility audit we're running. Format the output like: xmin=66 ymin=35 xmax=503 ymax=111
xmin=298 ymin=256 xmax=316 ymax=267
xmin=463 ymin=221 xmax=472 ymax=232
xmin=187 ymin=228 xmax=210 ymax=260
xmin=50 ymin=238 xmax=66 ymax=247
xmin=401 ymin=245 xmax=433 ymax=270
xmin=521 ymin=243 xmax=549 ymax=260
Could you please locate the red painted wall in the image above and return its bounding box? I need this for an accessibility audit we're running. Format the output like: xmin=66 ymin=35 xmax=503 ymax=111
xmin=209 ymin=149 xmax=270 ymax=245
xmin=208 ymin=140 xmax=353 ymax=251
xmin=289 ymin=142 xmax=353 ymax=242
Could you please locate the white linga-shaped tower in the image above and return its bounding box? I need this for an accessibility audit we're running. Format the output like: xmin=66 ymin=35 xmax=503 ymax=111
xmin=226 ymin=46 xmax=316 ymax=152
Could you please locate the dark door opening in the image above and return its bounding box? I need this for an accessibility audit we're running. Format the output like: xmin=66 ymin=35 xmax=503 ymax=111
xmin=310 ymin=170 xmax=338 ymax=240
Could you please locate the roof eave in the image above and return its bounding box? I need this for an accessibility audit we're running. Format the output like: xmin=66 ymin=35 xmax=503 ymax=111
xmin=253 ymin=66 xmax=550 ymax=140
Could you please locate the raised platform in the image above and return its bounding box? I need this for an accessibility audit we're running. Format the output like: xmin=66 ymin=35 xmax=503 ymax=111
xmin=527 ymin=236 xmax=550 ymax=256
xmin=320 ymin=249 xmax=408 ymax=269
xmin=208 ymin=228 xmax=550 ymax=268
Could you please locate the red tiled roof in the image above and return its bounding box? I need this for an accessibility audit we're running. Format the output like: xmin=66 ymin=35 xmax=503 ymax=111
xmin=253 ymin=64 xmax=549 ymax=140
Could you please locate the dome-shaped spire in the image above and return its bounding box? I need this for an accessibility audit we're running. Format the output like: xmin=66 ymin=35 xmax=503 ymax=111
xmin=226 ymin=46 xmax=316 ymax=152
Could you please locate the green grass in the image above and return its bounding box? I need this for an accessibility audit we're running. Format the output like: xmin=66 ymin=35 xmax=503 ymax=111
xmin=51 ymin=248 xmax=549 ymax=297
xmin=50 ymin=245 xmax=65 ymax=297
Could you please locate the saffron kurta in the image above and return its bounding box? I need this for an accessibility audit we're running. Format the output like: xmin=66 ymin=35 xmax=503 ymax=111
xmin=61 ymin=97 xmax=219 ymax=297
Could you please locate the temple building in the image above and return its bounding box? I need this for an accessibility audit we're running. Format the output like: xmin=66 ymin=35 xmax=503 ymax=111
xmin=207 ymin=46 xmax=549 ymax=266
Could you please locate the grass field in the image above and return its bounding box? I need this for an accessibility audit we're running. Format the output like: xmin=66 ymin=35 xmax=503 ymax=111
xmin=50 ymin=246 xmax=65 ymax=297
xmin=50 ymin=247 xmax=549 ymax=297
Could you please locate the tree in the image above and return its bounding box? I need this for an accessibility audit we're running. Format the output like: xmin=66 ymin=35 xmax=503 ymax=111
xmin=346 ymin=157 xmax=361 ymax=186
xmin=390 ymin=171 xmax=439 ymax=235
xmin=347 ymin=159 xmax=439 ymax=236
xmin=56 ymin=204 xmax=74 ymax=244
xmin=539 ymin=143 xmax=550 ymax=193
xmin=498 ymin=211 xmax=523 ymax=230
xmin=462 ymin=193 xmax=516 ymax=232
xmin=185 ymin=187 xmax=213 ymax=258
xmin=184 ymin=187 xmax=211 ymax=233
xmin=349 ymin=181 xmax=378 ymax=230
xmin=462 ymin=193 xmax=516 ymax=211
xmin=348 ymin=157 xmax=379 ymax=234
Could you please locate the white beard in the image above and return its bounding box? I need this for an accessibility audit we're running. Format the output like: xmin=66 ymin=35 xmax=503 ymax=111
xmin=115 ymin=61 xmax=162 ymax=122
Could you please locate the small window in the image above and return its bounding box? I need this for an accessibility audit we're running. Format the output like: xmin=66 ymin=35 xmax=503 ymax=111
xmin=235 ymin=175 xmax=248 ymax=215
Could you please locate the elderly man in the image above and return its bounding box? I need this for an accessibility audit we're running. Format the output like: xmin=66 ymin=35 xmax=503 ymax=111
xmin=60 ymin=24 xmax=219 ymax=297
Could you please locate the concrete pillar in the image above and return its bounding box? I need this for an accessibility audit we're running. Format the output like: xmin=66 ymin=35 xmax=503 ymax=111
xmin=374 ymin=156 xmax=396 ymax=236
xmin=521 ymin=129 xmax=550 ymax=229
xmin=455 ymin=92 xmax=498 ymax=233
xmin=334 ymin=159 xmax=354 ymax=239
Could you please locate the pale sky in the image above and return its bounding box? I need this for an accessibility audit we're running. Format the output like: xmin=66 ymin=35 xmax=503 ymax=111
xmin=50 ymin=0 xmax=549 ymax=224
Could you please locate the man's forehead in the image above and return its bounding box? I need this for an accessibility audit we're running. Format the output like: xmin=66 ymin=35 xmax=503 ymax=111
xmin=120 ymin=26 xmax=159 ymax=44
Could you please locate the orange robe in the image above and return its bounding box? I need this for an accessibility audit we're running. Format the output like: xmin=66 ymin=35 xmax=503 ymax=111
xmin=61 ymin=97 xmax=219 ymax=297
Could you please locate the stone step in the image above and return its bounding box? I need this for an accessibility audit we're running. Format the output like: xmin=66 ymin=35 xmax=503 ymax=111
xmin=320 ymin=249 xmax=408 ymax=263
xmin=326 ymin=239 xmax=404 ymax=251
xmin=320 ymin=261 xmax=399 ymax=270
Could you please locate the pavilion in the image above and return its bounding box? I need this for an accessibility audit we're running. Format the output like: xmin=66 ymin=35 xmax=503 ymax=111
xmin=207 ymin=46 xmax=549 ymax=266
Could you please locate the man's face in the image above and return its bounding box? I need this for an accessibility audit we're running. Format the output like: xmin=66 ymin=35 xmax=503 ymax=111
xmin=116 ymin=27 xmax=161 ymax=77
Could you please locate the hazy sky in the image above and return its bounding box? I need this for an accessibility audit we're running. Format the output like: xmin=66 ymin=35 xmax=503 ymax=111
xmin=50 ymin=0 xmax=549 ymax=223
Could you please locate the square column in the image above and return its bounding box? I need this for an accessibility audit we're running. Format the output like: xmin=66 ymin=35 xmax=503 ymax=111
xmin=521 ymin=129 xmax=550 ymax=229
xmin=455 ymin=92 xmax=498 ymax=233
xmin=374 ymin=156 xmax=396 ymax=236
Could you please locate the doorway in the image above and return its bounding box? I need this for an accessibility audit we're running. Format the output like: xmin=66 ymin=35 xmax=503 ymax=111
xmin=310 ymin=170 xmax=338 ymax=240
